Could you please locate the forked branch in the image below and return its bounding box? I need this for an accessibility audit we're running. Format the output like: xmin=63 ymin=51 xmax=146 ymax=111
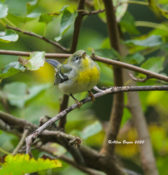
xmin=25 ymin=85 xmax=168 ymax=154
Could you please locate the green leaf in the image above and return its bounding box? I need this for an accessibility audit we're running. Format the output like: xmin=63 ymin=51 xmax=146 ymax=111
xmin=0 ymin=30 xmax=19 ymax=42
xmin=55 ymin=8 xmax=76 ymax=41
xmin=126 ymin=35 xmax=162 ymax=47
xmin=21 ymin=52 xmax=45 ymax=71
xmin=114 ymin=0 xmax=128 ymax=22
xmin=39 ymin=13 xmax=53 ymax=23
xmin=141 ymin=57 xmax=165 ymax=73
xmin=5 ymin=0 xmax=28 ymax=16
xmin=120 ymin=12 xmax=139 ymax=35
xmin=98 ymin=38 xmax=121 ymax=58
xmin=149 ymin=0 xmax=168 ymax=18
xmin=101 ymin=38 xmax=111 ymax=49
xmin=98 ymin=62 xmax=114 ymax=86
xmin=150 ymin=24 xmax=168 ymax=42
xmin=0 ymin=154 xmax=61 ymax=175
xmin=0 ymin=3 xmax=8 ymax=18
xmin=81 ymin=121 xmax=102 ymax=139
xmin=0 ymin=61 xmax=25 ymax=79
xmin=95 ymin=48 xmax=120 ymax=60
xmin=93 ymin=0 xmax=128 ymax=22
xmin=60 ymin=5 xmax=69 ymax=12
xmin=3 ymin=82 xmax=27 ymax=108
xmin=124 ymin=53 xmax=145 ymax=65
xmin=93 ymin=0 xmax=106 ymax=22
xmin=27 ymin=11 xmax=41 ymax=18
xmin=26 ymin=0 xmax=41 ymax=18
xmin=3 ymin=82 xmax=50 ymax=108
xmin=28 ymin=0 xmax=38 ymax=6
xmin=26 ymin=83 xmax=51 ymax=101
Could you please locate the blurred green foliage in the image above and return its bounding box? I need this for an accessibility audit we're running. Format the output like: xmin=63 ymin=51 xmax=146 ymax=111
xmin=0 ymin=0 xmax=168 ymax=174
xmin=0 ymin=154 xmax=62 ymax=175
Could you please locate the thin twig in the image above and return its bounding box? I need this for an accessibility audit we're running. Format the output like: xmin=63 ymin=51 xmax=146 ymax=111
xmin=92 ymin=55 xmax=168 ymax=82
xmin=1 ymin=49 xmax=168 ymax=82
xmin=78 ymin=9 xmax=105 ymax=15
xmin=128 ymin=0 xmax=148 ymax=6
xmin=25 ymin=85 xmax=168 ymax=154
xmin=0 ymin=146 xmax=10 ymax=154
xmin=0 ymin=49 xmax=71 ymax=58
xmin=13 ymin=128 xmax=29 ymax=155
xmin=78 ymin=0 xmax=148 ymax=17
xmin=129 ymin=73 xmax=151 ymax=82
xmin=47 ymin=12 xmax=60 ymax=16
xmin=6 ymin=25 xmax=69 ymax=53
xmin=39 ymin=145 xmax=102 ymax=175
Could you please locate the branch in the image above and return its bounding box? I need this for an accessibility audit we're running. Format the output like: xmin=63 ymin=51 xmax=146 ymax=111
xmin=22 ymin=84 xmax=167 ymax=174
xmin=0 ymin=111 xmax=36 ymax=131
xmin=0 ymin=91 xmax=10 ymax=113
xmin=0 ymin=111 xmax=84 ymax=163
xmin=0 ymin=110 xmax=124 ymax=175
xmin=25 ymin=85 xmax=168 ymax=153
xmin=70 ymin=0 xmax=85 ymax=52
xmin=128 ymin=0 xmax=148 ymax=6
xmin=12 ymin=128 xmax=29 ymax=155
xmin=129 ymin=73 xmax=151 ymax=82
xmin=1 ymin=49 xmax=168 ymax=82
xmin=37 ymin=130 xmax=85 ymax=165
xmin=58 ymin=94 xmax=69 ymax=129
xmin=102 ymin=0 xmax=124 ymax=155
xmin=6 ymin=25 xmax=69 ymax=53
xmin=0 ymin=99 xmax=162 ymax=175
xmin=78 ymin=9 xmax=105 ymax=15
xmin=0 ymin=49 xmax=71 ymax=58
xmin=124 ymin=70 xmax=159 ymax=175
xmin=76 ymin=0 xmax=148 ymax=16
xmin=59 ymin=0 xmax=86 ymax=130
xmin=92 ymin=55 xmax=168 ymax=82
xmin=39 ymin=145 xmax=103 ymax=175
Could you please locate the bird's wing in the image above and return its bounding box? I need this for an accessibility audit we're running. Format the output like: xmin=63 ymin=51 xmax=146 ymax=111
xmin=55 ymin=64 xmax=73 ymax=85
xmin=46 ymin=59 xmax=61 ymax=68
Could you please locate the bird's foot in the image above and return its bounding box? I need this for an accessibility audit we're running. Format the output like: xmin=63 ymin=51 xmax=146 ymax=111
xmin=88 ymin=90 xmax=95 ymax=102
xmin=70 ymin=94 xmax=81 ymax=108
xmin=76 ymin=100 xmax=82 ymax=108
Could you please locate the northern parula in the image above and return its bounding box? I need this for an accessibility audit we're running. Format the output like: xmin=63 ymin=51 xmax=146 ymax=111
xmin=46 ymin=50 xmax=100 ymax=104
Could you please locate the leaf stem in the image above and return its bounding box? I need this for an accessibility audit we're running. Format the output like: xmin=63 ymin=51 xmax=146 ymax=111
xmin=135 ymin=21 xmax=161 ymax=28
xmin=128 ymin=0 xmax=148 ymax=6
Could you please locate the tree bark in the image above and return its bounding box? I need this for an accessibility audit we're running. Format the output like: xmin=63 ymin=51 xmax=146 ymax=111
xmin=102 ymin=0 xmax=124 ymax=155
xmin=124 ymin=70 xmax=158 ymax=175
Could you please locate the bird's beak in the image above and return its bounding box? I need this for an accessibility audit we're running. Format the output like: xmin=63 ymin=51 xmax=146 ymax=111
xmin=82 ymin=52 xmax=86 ymax=59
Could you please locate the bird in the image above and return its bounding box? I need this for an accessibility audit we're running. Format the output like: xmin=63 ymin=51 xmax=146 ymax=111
xmin=46 ymin=50 xmax=100 ymax=106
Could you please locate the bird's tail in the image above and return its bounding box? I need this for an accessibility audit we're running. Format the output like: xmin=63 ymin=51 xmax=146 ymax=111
xmin=46 ymin=59 xmax=61 ymax=68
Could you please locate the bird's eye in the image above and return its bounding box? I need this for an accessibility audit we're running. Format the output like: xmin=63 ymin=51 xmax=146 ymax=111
xmin=74 ymin=56 xmax=80 ymax=62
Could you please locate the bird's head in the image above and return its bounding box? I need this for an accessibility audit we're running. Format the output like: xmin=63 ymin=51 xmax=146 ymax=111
xmin=69 ymin=50 xmax=90 ymax=68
